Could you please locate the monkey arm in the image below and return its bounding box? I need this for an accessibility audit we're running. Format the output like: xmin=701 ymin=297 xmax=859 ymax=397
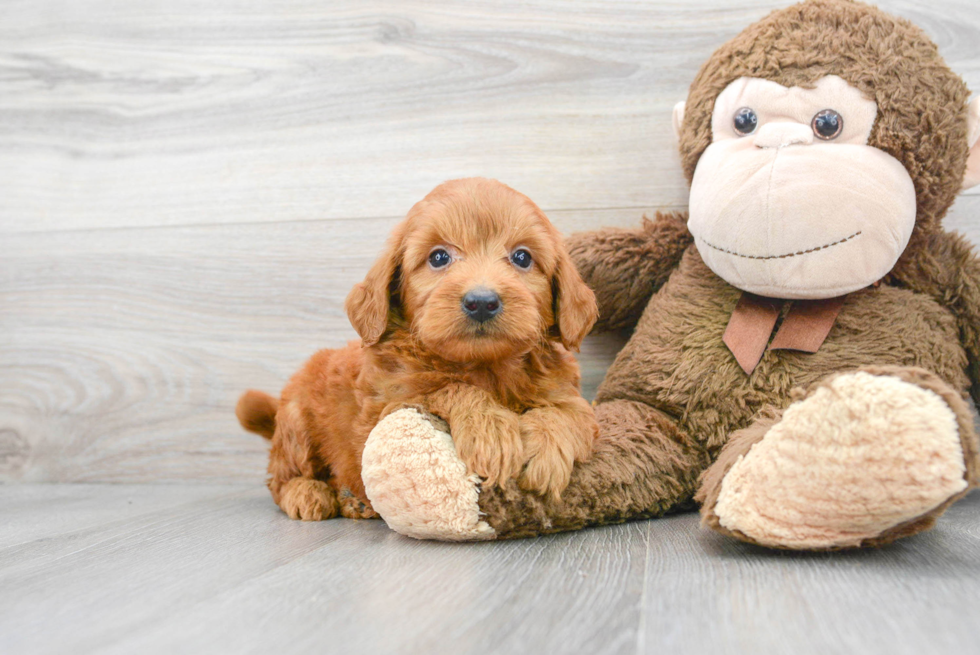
xmin=943 ymin=234 xmax=980 ymax=404
xmin=896 ymin=230 xmax=980 ymax=404
xmin=566 ymin=211 xmax=692 ymax=333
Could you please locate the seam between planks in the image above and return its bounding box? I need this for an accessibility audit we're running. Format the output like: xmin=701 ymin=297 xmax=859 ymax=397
xmin=0 ymin=205 xmax=690 ymax=238
xmin=634 ymin=520 xmax=651 ymax=655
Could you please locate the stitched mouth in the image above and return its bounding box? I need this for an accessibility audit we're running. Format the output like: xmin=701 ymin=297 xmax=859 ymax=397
xmin=698 ymin=231 xmax=862 ymax=261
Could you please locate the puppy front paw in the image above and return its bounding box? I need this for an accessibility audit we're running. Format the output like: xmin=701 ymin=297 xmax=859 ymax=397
xmin=518 ymin=408 xmax=597 ymax=500
xmin=452 ymin=407 xmax=523 ymax=489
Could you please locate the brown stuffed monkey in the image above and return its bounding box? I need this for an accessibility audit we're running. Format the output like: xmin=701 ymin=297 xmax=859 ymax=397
xmin=361 ymin=0 xmax=980 ymax=549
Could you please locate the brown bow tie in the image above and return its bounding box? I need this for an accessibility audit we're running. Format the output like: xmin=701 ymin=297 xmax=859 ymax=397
xmin=723 ymin=292 xmax=847 ymax=375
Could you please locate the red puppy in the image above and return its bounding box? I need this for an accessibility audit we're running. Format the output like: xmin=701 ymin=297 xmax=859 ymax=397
xmin=237 ymin=178 xmax=598 ymax=520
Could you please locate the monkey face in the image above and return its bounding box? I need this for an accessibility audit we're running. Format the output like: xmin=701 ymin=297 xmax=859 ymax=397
xmin=686 ymin=75 xmax=917 ymax=299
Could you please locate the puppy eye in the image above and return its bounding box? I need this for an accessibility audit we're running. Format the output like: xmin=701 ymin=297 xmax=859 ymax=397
xmin=733 ymin=107 xmax=758 ymax=135
xmin=510 ymin=248 xmax=532 ymax=270
xmin=812 ymin=109 xmax=843 ymax=140
xmin=428 ymin=248 xmax=452 ymax=269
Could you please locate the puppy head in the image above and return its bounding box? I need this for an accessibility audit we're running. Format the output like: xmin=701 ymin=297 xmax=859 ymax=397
xmin=345 ymin=178 xmax=597 ymax=361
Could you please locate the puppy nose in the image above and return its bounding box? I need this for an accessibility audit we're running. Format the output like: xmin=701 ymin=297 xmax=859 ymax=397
xmin=462 ymin=287 xmax=501 ymax=323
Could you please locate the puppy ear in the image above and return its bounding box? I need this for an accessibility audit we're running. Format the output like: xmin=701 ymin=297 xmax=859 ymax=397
xmin=552 ymin=248 xmax=598 ymax=352
xmin=345 ymin=223 xmax=405 ymax=346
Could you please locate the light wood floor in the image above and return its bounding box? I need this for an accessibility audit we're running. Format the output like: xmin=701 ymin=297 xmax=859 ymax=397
xmin=2 ymin=1 xmax=980 ymax=653
xmin=2 ymin=484 xmax=979 ymax=655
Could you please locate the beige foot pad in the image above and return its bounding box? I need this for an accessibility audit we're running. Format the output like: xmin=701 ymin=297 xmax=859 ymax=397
xmin=714 ymin=372 xmax=969 ymax=549
xmin=361 ymin=408 xmax=496 ymax=541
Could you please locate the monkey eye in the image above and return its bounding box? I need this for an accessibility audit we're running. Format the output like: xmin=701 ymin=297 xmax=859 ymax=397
xmin=812 ymin=109 xmax=843 ymax=140
xmin=428 ymin=248 xmax=453 ymax=269
xmin=733 ymin=107 xmax=758 ymax=135
xmin=510 ymin=248 xmax=533 ymax=270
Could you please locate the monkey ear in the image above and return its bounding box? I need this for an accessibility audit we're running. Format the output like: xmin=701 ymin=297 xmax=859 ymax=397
xmin=672 ymin=101 xmax=686 ymax=141
xmin=552 ymin=248 xmax=598 ymax=352
xmin=345 ymin=223 xmax=405 ymax=346
xmin=963 ymin=96 xmax=980 ymax=191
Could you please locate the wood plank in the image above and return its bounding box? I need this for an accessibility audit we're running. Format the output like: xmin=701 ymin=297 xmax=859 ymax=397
xmin=0 ymin=485 xmax=361 ymax=655
xmin=0 ymin=208 xmax=639 ymax=483
xmin=104 ymin=522 xmax=649 ymax=655
xmin=0 ymin=483 xmax=250 ymax=549
xmin=1 ymin=484 xmax=977 ymax=655
xmin=641 ymin=493 xmax=980 ymax=655
xmin=1 ymin=0 xmax=978 ymax=234
xmin=0 ymin=483 xmax=648 ymax=655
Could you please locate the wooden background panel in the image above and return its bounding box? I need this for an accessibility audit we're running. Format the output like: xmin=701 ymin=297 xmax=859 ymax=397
xmin=2 ymin=198 xmax=976 ymax=484
xmin=1 ymin=0 xmax=978 ymax=234
xmin=0 ymin=209 xmax=634 ymax=483
xmin=1 ymin=0 xmax=979 ymax=483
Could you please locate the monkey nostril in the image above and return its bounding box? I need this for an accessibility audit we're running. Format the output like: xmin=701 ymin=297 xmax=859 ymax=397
xmin=461 ymin=288 xmax=502 ymax=323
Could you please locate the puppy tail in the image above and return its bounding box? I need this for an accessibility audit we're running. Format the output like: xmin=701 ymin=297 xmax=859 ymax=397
xmin=236 ymin=390 xmax=279 ymax=440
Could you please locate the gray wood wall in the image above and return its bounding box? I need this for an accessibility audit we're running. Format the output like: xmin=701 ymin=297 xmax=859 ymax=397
xmin=2 ymin=0 xmax=978 ymax=484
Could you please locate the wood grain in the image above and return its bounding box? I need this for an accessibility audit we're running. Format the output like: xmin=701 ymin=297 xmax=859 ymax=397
xmin=0 ymin=482 xmax=251 ymax=549
xmin=0 ymin=485 xmax=358 ymax=654
xmin=0 ymin=209 xmax=636 ymax=483
xmin=642 ymin=495 xmax=980 ymax=655
xmin=1 ymin=0 xmax=977 ymax=234
xmin=1 ymin=0 xmax=979 ymax=482
xmin=1 ymin=483 xmax=978 ymax=655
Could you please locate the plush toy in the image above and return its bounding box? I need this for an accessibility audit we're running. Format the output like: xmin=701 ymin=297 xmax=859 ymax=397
xmin=361 ymin=0 xmax=980 ymax=549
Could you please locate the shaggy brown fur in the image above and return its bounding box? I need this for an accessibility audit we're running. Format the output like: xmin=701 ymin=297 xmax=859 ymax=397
xmin=568 ymin=212 xmax=693 ymax=333
xmin=237 ymin=178 xmax=599 ymax=520
xmin=463 ymin=0 xmax=980 ymax=544
xmin=677 ymin=0 xmax=971 ymax=236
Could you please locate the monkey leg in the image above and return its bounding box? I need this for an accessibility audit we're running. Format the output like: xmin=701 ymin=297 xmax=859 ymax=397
xmin=697 ymin=366 xmax=979 ymax=550
xmin=362 ymin=399 xmax=708 ymax=541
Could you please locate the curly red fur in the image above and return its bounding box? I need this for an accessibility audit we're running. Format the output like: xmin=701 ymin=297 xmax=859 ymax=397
xmin=237 ymin=178 xmax=599 ymax=519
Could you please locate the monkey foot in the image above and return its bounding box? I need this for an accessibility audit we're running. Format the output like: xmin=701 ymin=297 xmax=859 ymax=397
xmin=361 ymin=408 xmax=496 ymax=541
xmin=699 ymin=369 xmax=975 ymax=549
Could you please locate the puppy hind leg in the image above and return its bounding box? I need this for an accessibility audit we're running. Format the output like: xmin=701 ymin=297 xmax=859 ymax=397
xmin=267 ymin=401 xmax=339 ymax=521
xmin=338 ymin=488 xmax=377 ymax=520
xmin=331 ymin=453 xmax=378 ymax=520
xmin=279 ymin=478 xmax=339 ymax=521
